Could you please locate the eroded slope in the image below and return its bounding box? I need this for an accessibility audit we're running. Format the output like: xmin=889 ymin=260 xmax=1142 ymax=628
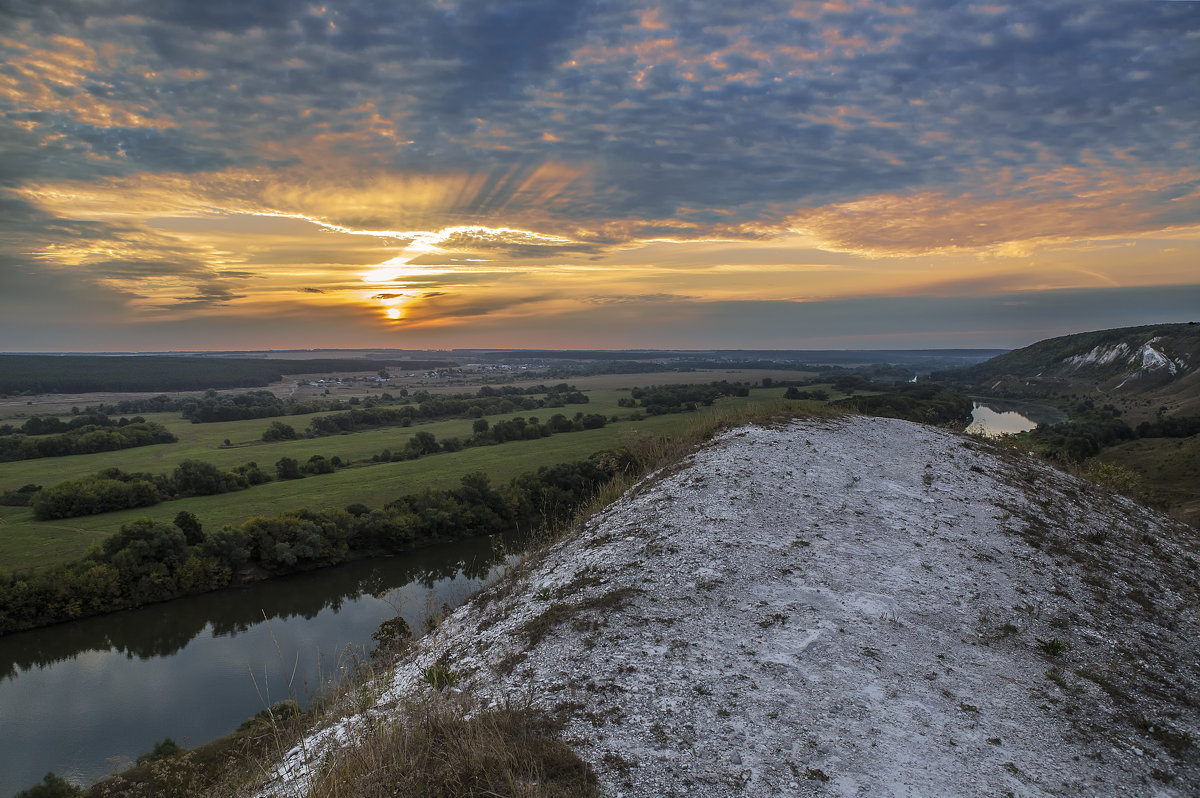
xmin=265 ymin=416 xmax=1200 ymax=797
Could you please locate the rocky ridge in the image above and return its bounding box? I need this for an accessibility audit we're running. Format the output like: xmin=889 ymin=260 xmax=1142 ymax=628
xmin=263 ymin=415 xmax=1200 ymax=797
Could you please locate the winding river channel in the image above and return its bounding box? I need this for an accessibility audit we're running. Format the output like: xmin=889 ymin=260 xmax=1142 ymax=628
xmin=0 ymin=535 xmax=517 ymax=797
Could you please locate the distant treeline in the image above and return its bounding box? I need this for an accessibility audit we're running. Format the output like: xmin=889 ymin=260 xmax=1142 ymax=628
xmin=833 ymin=383 xmax=974 ymax=426
xmin=87 ymin=390 xmax=355 ymax=421
xmin=0 ymin=355 xmax=451 ymax=394
xmin=83 ymin=383 xmax=588 ymax=425
xmin=367 ymin=412 xmax=610 ymax=462
xmin=617 ymin=381 xmax=750 ymax=414
xmin=0 ymin=456 xmax=625 ymax=634
xmin=0 ymin=416 xmax=176 ymax=462
xmin=305 ymin=385 xmax=589 ymax=435
xmin=27 ymin=459 xmax=274 ymax=520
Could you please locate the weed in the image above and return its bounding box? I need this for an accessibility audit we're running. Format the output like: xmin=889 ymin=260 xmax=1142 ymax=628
xmin=294 ymin=693 xmax=598 ymax=798
xmin=978 ymin=622 xmax=1019 ymax=644
xmin=1037 ymin=638 xmax=1068 ymax=656
xmin=422 ymin=662 xmax=460 ymax=690
xmin=1076 ymin=668 xmax=1131 ymax=705
xmin=600 ymin=751 xmax=636 ymax=776
xmin=805 ymin=767 xmax=831 ymax=782
xmin=520 ymin=587 xmax=641 ymax=647
xmin=1134 ymin=715 xmax=1196 ymax=756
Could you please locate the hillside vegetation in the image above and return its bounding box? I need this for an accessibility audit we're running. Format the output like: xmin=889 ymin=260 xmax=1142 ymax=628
xmin=937 ymin=322 xmax=1200 ymax=421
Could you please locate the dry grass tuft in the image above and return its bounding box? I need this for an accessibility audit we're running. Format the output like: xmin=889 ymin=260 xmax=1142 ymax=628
xmin=298 ymin=693 xmax=598 ymax=798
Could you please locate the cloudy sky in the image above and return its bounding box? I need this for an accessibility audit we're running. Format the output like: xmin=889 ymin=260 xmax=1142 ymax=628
xmin=1 ymin=0 xmax=1198 ymax=352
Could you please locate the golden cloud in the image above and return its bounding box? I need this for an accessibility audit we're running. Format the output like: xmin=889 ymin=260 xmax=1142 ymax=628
xmin=789 ymin=164 xmax=1200 ymax=257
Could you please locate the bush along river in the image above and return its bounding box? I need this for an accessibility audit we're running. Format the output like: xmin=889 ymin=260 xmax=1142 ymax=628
xmin=965 ymin=398 xmax=1067 ymax=437
xmin=0 ymin=534 xmax=518 ymax=797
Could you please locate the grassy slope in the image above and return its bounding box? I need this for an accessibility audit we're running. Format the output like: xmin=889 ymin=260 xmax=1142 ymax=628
xmin=1098 ymin=435 xmax=1200 ymax=527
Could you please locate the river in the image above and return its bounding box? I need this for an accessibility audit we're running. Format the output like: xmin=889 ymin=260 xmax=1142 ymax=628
xmin=0 ymin=535 xmax=517 ymax=797
xmin=965 ymin=398 xmax=1066 ymax=437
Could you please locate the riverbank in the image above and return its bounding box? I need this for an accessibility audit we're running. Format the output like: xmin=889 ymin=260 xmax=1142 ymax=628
xmin=260 ymin=415 xmax=1200 ymax=796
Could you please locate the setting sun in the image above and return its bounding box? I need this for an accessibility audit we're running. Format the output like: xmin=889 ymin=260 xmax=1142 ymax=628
xmin=0 ymin=1 xmax=1196 ymax=352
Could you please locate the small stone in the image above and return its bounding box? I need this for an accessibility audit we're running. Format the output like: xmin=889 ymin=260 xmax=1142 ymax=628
xmin=730 ymin=752 xmax=743 ymax=765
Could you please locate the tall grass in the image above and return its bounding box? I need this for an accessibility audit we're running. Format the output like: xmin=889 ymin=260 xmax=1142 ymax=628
xmin=293 ymin=694 xmax=598 ymax=798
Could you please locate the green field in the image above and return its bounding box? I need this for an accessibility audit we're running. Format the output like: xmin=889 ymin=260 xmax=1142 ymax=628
xmin=0 ymin=382 xmax=767 ymax=571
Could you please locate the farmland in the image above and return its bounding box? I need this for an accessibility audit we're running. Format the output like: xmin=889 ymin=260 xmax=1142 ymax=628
xmin=0 ymin=373 xmax=786 ymax=572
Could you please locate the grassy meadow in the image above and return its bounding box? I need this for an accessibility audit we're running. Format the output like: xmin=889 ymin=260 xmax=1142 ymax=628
xmin=0 ymin=374 xmax=793 ymax=572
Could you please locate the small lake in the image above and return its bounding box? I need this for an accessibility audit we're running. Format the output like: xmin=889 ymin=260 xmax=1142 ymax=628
xmin=0 ymin=535 xmax=517 ymax=797
xmin=965 ymin=398 xmax=1066 ymax=437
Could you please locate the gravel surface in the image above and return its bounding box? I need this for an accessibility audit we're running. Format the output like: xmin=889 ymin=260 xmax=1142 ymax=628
xmin=265 ymin=416 xmax=1200 ymax=797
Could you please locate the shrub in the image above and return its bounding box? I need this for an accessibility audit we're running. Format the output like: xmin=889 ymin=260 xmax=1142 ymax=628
xmin=14 ymin=772 xmax=81 ymax=798
xmin=136 ymin=737 xmax=184 ymax=765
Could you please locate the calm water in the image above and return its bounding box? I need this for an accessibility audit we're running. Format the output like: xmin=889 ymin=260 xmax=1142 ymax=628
xmin=965 ymin=398 xmax=1066 ymax=437
xmin=0 ymin=535 xmax=515 ymax=797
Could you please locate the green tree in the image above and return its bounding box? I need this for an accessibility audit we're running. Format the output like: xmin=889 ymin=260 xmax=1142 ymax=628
xmin=408 ymin=430 xmax=439 ymax=455
xmin=262 ymin=420 xmax=298 ymax=442
xmin=136 ymin=737 xmax=183 ymax=765
xmin=276 ymin=457 xmax=303 ymax=479
xmin=172 ymin=459 xmax=232 ymax=496
xmin=173 ymin=510 xmax=204 ymax=545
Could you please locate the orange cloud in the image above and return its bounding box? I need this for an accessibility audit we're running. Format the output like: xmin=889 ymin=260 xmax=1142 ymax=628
xmin=789 ymin=164 xmax=1200 ymax=257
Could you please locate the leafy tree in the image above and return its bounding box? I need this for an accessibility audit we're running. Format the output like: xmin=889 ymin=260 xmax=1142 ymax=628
xmin=173 ymin=510 xmax=204 ymax=545
xmin=408 ymin=430 xmax=440 ymax=455
xmin=172 ymin=459 xmax=235 ymax=496
xmin=262 ymin=420 xmax=298 ymax=441
xmin=136 ymin=737 xmax=184 ymax=764
xmin=276 ymin=457 xmax=303 ymax=480
xmin=303 ymin=454 xmax=335 ymax=475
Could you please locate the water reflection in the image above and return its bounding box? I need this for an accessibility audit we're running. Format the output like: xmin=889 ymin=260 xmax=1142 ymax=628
xmin=0 ymin=534 xmax=517 ymax=797
xmin=966 ymin=399 xmax=1066 ymax=437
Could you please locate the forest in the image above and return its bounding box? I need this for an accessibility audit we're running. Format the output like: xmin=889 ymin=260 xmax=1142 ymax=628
xmin=0 ymin=355 xmax=450 ymax=394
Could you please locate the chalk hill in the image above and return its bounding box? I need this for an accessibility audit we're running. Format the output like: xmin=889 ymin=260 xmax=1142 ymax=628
xmin=939 ymin=322 xmax=1200 ymax=419
xmin=263 ymin=417 xmax=1200 ymax=797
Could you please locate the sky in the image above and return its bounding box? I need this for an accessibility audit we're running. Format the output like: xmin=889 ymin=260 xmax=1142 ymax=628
xmin=1 ymin=0 xmax=1198 ymax=353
